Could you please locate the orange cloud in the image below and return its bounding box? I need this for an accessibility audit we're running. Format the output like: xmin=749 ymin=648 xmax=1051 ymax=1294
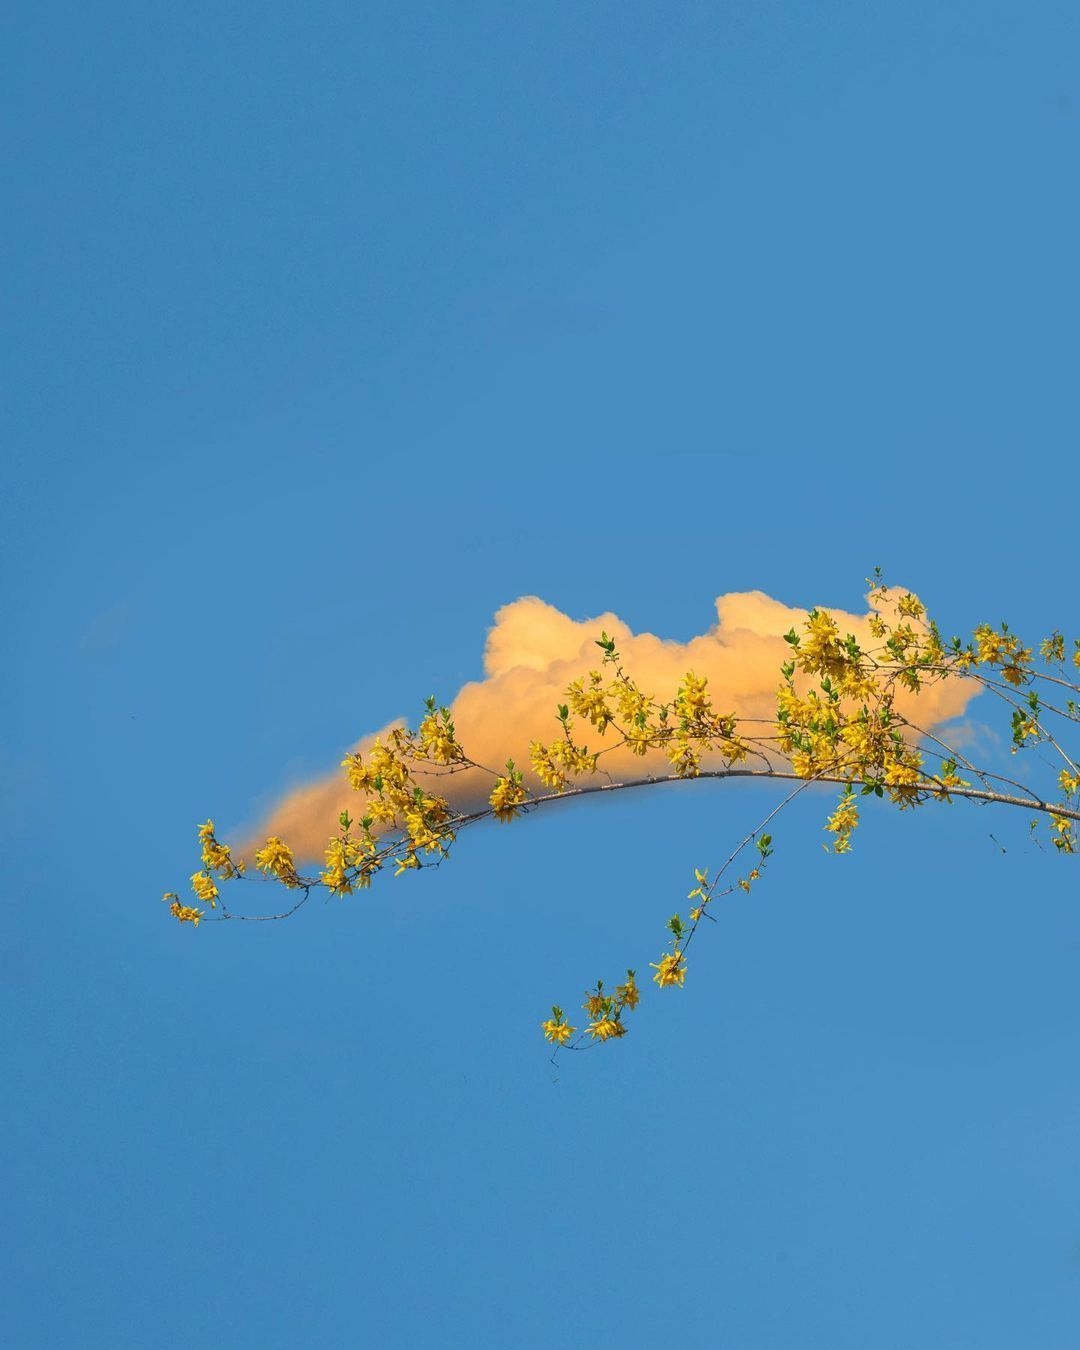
xmin=246 ymin=587 xmax=980 ymax=861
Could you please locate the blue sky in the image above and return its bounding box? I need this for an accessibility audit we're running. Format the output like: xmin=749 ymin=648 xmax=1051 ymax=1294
xmin=3 ymin=2 xmax=1079 ymax=1346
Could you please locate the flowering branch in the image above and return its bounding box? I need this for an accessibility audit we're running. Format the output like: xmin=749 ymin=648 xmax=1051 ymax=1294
xmin=163 ymin=574 xmax=1080 ymax=1053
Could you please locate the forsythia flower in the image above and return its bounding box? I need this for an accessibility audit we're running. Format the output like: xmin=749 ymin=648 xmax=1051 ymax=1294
xmin=615 ymin=972 xmax=640 ymax=1010
xmin=675 ymin=671 xmax=711 ymax=721
xmin=614 ymin=681 xmax=652 ymax=725
xmin=651 ymin=951 xmax=687 ymax=987
xmin=529 ymin=739 xmax=597 ymax=792
xmin=322 ymin=836 xmax=367 ymax=895
xmin=164 ymin=894 xmax=203 ymax=926
xmin=489 ymin=774 xmax=528 ymax=822
xmin=667 ymin=732 xmax=701 ymax=777
xmin=799 ymin=608 xmax=846 ymax=678
xmin=542 ymin=1018 xmax=575 ymax=1045
xmin=198 ymin=820 xmax=243 ymax=878
xmin=417 ymin=712 xmax=461 ymax=764
xmin=254 ymin=836 xmax=300 ymax=887
xmin=586 ymin=1016 xmax=625 ymax=1041
xmin=567 ymin=674 xmax=613 ymax=731
xmin=883 ymin=756 xmax=923 ymax=803
xmin=1040 ymin=633 xmax=1065 ymax=664
xmin=341 ymin=751 xmax=375 ymax=793
xmin=825 ymin=789 xmax=859 ymax=853
xmin=972 ymin=625 xmax=1032 ymax=684
xmin=790 ymin=750 xmax=815 ymax=779
xmin=190 ymin=871 xmax=219 ymax=906
xmin=1050 ymin=815 xmax=1076 ymax=853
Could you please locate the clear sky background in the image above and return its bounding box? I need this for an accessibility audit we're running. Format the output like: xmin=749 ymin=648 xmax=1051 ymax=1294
xmin=3 ymin=3 xmax=1079 ymax=1346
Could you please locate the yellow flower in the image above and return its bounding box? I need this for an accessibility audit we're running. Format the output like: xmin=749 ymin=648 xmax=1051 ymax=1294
xmin=542 ymin=1019 xmax=575 ymax=1046
xmin=666 ymin=732 xmax=701 ymax=778
xmin=883 ymin=756 xmax=923 ymax=798
xmin=675 ymin=670 xmax=711 ymax=721
xmin=615 ymin=972 xmax=640 ymax=1010
xmin=168 ymin=899 xmax=204 ymax=926
xmin=197 ymin=820 xmax=242 ymax=878
xmin=825 ymin=789 xmax=859 ymax=853
xmin=418 ymin=712 xmax=461 ymax=764
xmin=321 ymin=837 xmax=355 ymax=895
xmin=586 ymin=1016 xmax=625 ymax=1041
xmin=254 ymin=836 xmax=299 ymax=887
xmin=566 ymin=674 xmax=613 ymax=731
xmin=790 ymin=750 xmax=815 ymax=778
xmin=190 ymin=871 xmax=219 ymax=906
xmin=1050 ymin=815 xmax=1076 ymax=853
xmin=489 ymin=774 xmax=528 ymax=822
xmin=651 ymin=951 xmax=687 ymax=987
xmin=341 ymin=751 xmax=374 ymax=793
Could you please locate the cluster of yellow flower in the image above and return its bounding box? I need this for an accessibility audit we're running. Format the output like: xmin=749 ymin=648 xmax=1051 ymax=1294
xmin=540 ymin=1009 xmax=575 ymax=1045
xmin=534 ymin=646 xmax=749 ymax=797
xmin=1050 ymin=814 xmax=1077 ymax=851
xmin=542 ymin=970 xmax=642 ymax=1046
xmin=339 ymin=720 xmax=459 ymax=870
xmin=323 ymin=833 xmax=379 ymax=894
xmin=650 ymin=952 xmax=686 ymax=987
xmin=566 ymin=672 xmax=615 ymax=732
xmin=190 ymin=871 xmax=219 ymax=905
xmin=182 ymin=819 xmax=249 ymax=917
xmin=1051 ymin=768 xmax=1078 ymax=852
xmin=489 ymin=760 xmax=529 ymax=822
xmin=198 ymin=819 xmax=244 ymax=879
xmin=967 ymin=623 xmax=1034 ymax=687
xmin=253 ymin=836 xmax=299 ymax=888
xmin=162 ymin=893 xmax=203 ymax=925
xmin=529 ymin=738 xmax=597 ymax=792
xmin=1037 ymin=632 xmax=1080 ymax=670
xmin=416 ymin=705 xmax=464 ymax=765
xmin=777 ymin=608 xmax=932 ymax=807
xmin=824 ymin=786 xmax=859 ymax=854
